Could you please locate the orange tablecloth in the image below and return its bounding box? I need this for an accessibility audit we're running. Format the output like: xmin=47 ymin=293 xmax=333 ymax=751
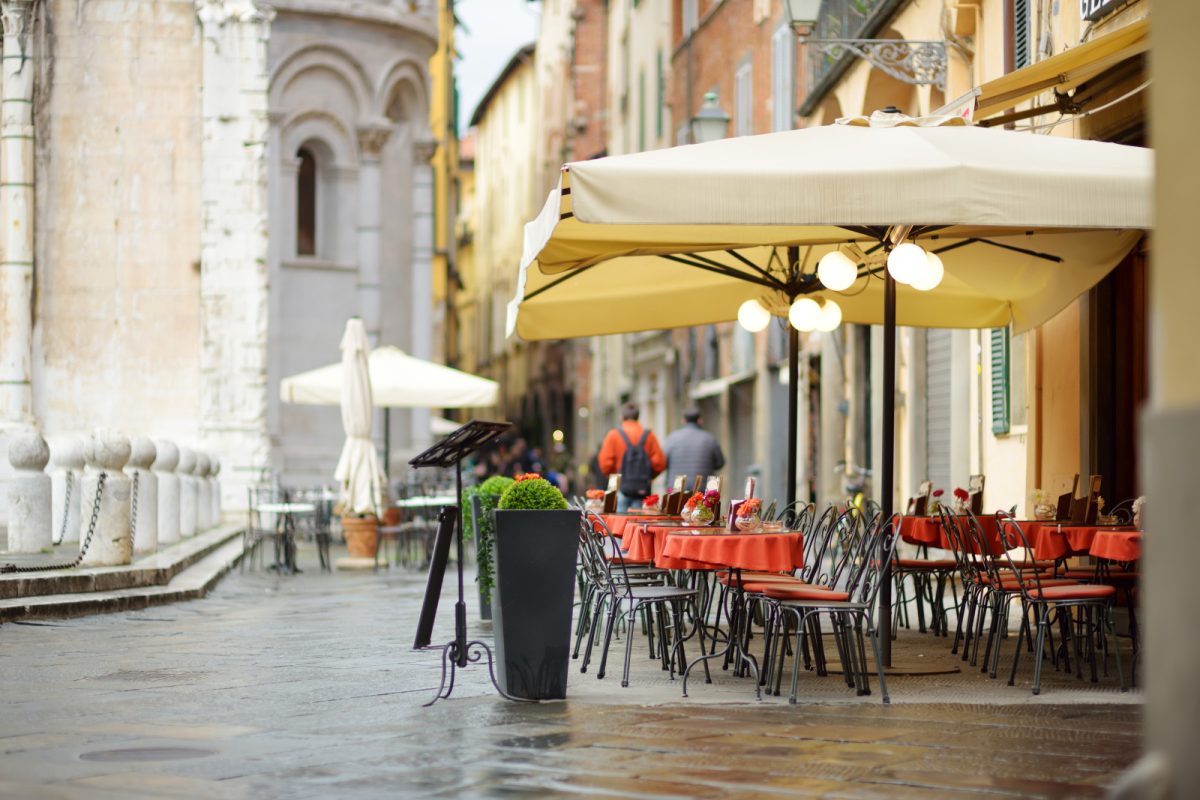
xmin=661 ymin=530 xmax=805 ymax=573
xmin=1090 ymin=530 xmax=1142 ymax=562
xmin=598 ymin=513 xmax=671 ymax=537
xmin=1028 ymin=523 xmax=1137 ymax=561
xmin=899 ymin=515 xmax=1004 ymax=556
xmin=623 ymin=523 xmax=707 ymax=569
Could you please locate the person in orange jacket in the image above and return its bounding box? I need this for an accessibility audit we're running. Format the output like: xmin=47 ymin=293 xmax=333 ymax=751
xmin=598 ymin=403 xmax=666 ymax=511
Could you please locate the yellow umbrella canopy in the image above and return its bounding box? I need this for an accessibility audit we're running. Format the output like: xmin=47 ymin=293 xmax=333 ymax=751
xmin=508 ymin=120 xmax=1151 ymax=340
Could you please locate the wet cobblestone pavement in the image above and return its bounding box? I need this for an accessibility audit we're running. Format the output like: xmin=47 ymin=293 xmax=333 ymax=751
xmin=0 ymin=546 xmax=1142 ymax=798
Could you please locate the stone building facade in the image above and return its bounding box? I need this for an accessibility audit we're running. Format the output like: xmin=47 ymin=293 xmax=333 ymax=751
xmin=0 ymin=0 xmax=438 ymax=527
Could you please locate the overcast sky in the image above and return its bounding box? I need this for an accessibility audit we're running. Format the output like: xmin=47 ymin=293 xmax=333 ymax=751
xmin=455 ymin=0 xmax=542 ymax=135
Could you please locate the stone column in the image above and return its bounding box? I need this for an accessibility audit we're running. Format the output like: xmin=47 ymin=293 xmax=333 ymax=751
xmin=154 ymin=439 xmax=181 ymax=546
xmin=357 ymin=124 xmax=390 ymax=344
xmin=49 ymin=435 xmax=85 ymax=545
xmin=195 ymin=453 xmax=212 ymax=532
xmin=5 ymin=429 xmax=50 ymax=553
xmin=196 ymin=0 xmax=274 ymax=515
xmin=80 ymin=430 xmax=132 ymax=567
xmin=410 ymin=139 xmax=437 ymax=451
xmin=126 ymin=437 xmax=158 ymax=555
xmin=178 ymin=447 xmax=197 ymax=538
xmin=0 ymin=0 xmax=37 ymax=527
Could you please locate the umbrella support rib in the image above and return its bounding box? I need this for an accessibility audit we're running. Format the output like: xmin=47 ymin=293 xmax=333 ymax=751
xmin=657 ymin=253 xmax=781 ymax=290
xmin=724 ymin=249 xmax=790 ymax=290
xmin=523 ymin=264 xmax=595 ymax=302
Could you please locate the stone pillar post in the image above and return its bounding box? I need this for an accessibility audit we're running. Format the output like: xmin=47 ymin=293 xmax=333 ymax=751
xmin=410 ymin=139 xmax=437 ymax=451
xmin=177 ymin=447 xmax=197 ymax=538
xmin=49 ymin=435 xmax=85 ymax=545
xmin=196 ymin=0 xmax=274 ymax=514
xmin=80 ymin=430 xmax=132 ymax=567
xmin=154 ymin=440 xmax=181 ymax=546
xmin=126 ymin=437 xmax=158 ymax=555
xmin=0 ymin=0 xmax=38 ymax=527
xmin=195 ymin=453 xmax=212 ymax=531
xmin=357 ymin=124 xmax=390 ymax=345
xmin=5 ymin=429 xmax=50 ymax=553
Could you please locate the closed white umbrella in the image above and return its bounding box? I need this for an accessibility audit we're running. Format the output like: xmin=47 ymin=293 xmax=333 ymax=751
xmin=333 ymin=319 xmax=383 ymax=516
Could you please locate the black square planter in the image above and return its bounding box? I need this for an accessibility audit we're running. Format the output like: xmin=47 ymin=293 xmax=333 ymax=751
xmin=491 ymin=509 xmax=581 ymax=700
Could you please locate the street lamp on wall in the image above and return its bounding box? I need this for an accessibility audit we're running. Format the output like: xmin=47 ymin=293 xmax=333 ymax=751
xmin=690 ymin=92 xmax=730 ymax=144
xmin=785 ymin=0 xmax=952 ymax=90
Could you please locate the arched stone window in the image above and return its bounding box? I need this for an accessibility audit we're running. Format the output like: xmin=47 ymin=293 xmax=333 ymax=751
xmin=296 ymin=147 xmax=318 ymax=256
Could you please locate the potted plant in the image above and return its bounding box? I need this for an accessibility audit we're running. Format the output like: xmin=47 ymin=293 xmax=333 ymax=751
xmin=340 ymin=510 xmax=379 ymax=558
xmin=491 ymin=473 xmax=580 ymax=700
xmin=463 ymin=474 xmax=513 ymax=621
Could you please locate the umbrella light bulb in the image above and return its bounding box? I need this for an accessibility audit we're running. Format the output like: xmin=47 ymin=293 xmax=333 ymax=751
xmin=816 ymin=299 xmax=843 ymax=331
xmin=910 ymin=250 xmax=945 ymax=291
xmin=817 ymin=250 xmax=858 ymax=292
xmin=887 ymin=242 xmax=926 ymax=285
xmin=788 ymin=298 xmax=822 ymax=332
xmin=737 ymin=299 xmax=772 ymax=332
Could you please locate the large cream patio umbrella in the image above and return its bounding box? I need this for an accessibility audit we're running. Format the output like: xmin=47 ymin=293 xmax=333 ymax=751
xmin=507 ymin=112 xmax=1152 ymax=659
xmin=333 ymin=318 xmax=385 ymax=516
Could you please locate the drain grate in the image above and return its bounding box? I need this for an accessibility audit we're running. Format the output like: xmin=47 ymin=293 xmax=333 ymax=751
xmin=80 ymin=747 xmax=215 ymax=763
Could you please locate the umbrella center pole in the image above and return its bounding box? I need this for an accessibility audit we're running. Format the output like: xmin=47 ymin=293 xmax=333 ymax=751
xmin=880 ymin=270 xmax=897 ymax=667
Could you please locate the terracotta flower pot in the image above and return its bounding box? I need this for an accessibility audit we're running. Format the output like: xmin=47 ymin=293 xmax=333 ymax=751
xmin=342 ymin=515 xmax=379 ymax=558
xmin=382 ymin=507 xmax=401 ymax=527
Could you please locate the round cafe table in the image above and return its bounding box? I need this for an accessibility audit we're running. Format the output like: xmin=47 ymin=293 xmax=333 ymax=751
xmin=598 ymin=513 xmax=670 ymax=538
xmin=1089 ymin=530 xmax=1142 ymax=562
xmin=1027 ymin=522 xmax=1137 ymax=562
xmin=624 ymin=522 xmax=713 ymax=569
xmin=899 ymin=515 xmax=1004 ymax=556
xmin=662 ymin=529 xmax=806 ymax=700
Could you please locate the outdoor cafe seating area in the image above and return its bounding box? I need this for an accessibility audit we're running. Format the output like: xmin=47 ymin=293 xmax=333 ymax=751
xmin=574 ymin=472 xmax=1140 ymax=703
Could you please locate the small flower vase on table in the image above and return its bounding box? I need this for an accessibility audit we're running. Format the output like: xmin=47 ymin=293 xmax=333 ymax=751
xmin=733 ymin=498 xmax=762 ymax=532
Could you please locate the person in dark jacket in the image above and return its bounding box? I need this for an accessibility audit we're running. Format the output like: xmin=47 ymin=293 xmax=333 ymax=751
xmin=664 ymin=408 xmax=725 ymax=486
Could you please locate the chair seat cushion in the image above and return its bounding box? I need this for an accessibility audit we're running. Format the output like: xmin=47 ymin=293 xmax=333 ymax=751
xmin=719 ymin=571 xmax=797 ymax=586
xmin=895 ymin=558 xmax=957 ymax=569
xmin=743 ymin=581 xmax=829 ymax=594
xmin=1028 ymin=584 xmax=1117 ymax=600
xmin=761 ymin=586 xmax=850 ymax=602
xmin=1008 ymin=559 xmax=1057 ymax=570
xmin=998 ymin=578 xmax=1078 ymax=590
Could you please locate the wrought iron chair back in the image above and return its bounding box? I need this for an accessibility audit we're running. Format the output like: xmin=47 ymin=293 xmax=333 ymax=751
xmin=994 ymin=512 xmax=1045 ymax=604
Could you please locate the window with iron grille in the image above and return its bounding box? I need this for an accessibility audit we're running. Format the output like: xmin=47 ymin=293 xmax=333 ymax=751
xmin=1013 ymin=0 xmax=1031 ymax=69
xmin=804 ymin=0 xmax=887 ymax=96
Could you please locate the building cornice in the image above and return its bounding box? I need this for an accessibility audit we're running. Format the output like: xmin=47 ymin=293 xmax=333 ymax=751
xmin=264 ymin=0 xmax=436 ymax=44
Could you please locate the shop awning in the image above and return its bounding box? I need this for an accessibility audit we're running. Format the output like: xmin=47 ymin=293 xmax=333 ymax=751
xmin=973 ymin=17 xmax=1148 ymax=123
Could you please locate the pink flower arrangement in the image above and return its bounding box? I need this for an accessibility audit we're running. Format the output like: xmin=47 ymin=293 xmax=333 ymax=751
xmin=702 ymin=490 xmax=721 ymax=511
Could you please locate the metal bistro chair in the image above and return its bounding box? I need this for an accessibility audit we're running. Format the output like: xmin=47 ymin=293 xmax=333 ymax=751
xmin=761 ymin=513 xmax=900 ymax=704
xmin=578 ymin=514 xmax=706 ymax=687
xmin=995 ymin=512 xmax=1126 ymax=695
xmin=244 ymin=484 xmax=285 ymax=572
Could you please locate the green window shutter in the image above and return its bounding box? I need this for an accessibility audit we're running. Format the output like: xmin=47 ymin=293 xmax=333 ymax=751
xmin=1013 ymin=0 xmax=1031 ymax=69
xmin=991 ymin=328 xmax=1010 ymax=435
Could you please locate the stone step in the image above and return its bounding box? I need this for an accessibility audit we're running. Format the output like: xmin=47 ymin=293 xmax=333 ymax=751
xmin=0 ymin=524 xmax=242 ymax=600
xmin=0 ymin=535 xmax=245 ymax=622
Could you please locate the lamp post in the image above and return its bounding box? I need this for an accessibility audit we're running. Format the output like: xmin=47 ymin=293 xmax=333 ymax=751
xmin=690 ymin=92 xmax=730 ymax=144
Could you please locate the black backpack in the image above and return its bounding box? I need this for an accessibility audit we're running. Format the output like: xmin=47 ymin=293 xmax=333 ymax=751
xmin=617 ymin=429 xmax=653 ymax=497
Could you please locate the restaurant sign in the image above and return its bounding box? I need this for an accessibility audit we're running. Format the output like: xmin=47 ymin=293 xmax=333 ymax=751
xmin=1080 ymin=0 xmax=1123 ymax=22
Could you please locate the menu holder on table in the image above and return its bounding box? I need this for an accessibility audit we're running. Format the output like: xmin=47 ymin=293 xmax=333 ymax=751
xmin=603 ymin=474 xmax=621 ymax=514
xmin=727 ymin=499 xmax=746 ymax=531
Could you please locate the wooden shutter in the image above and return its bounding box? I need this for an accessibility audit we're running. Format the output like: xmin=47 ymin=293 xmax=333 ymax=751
xmin=991 ymin=328 xmax=1011 ymax=435
xmin=925 ymin=330 xmax=953 ymax=492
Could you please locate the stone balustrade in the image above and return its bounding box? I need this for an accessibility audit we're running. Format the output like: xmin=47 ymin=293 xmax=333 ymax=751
xmin=2 ymin=429 xmax=224 ymax=560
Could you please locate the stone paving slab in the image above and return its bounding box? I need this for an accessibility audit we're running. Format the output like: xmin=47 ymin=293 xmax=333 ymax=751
xmin=0 ymin=544 xmax=1143 ymax=798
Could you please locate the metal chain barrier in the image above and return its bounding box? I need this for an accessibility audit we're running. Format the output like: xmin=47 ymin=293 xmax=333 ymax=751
xmin=52 ymin=471 xmax=73 ymax=545
xmin=130 ymin=470 xmax=139 ymax=541
xmin=2 ymin=472 xmax=106 ymax=574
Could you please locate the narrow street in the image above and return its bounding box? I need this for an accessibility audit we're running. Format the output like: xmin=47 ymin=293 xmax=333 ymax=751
xmin=0 ymin=551 xmax=1140 ymax=798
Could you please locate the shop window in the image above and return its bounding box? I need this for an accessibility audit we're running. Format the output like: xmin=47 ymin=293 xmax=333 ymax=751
xmin=734 ymin=59 xmax=753 ymax=137
xmin=296 ymin=147 xmax=317 ymax=256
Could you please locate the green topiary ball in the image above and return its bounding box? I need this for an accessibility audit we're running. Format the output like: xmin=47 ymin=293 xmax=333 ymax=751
xmin=479 ymin=475 xmax=515 ymax=498
xmin=498 ymin=477 xmax=569 ymax=510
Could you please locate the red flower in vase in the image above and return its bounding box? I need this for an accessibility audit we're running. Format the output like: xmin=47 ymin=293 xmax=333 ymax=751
xmin=642 ymin=494 xmax=660 ymax=508
xmin=932 ymin=489 xmax=944 ymax=498
xmin=585 ymin=489 xmax=605 ymax=500
xmin=953 ymin=487 xmax=969 ymax=502
xmin=740 ymin=498 xmax=762 ymax=515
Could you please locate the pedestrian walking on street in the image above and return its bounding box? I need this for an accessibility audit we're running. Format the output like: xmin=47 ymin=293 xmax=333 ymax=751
xmin=664 ymin=407 xmax=725 ymax=486
xmin=598 ymin=403 xmax=666 ymax=511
